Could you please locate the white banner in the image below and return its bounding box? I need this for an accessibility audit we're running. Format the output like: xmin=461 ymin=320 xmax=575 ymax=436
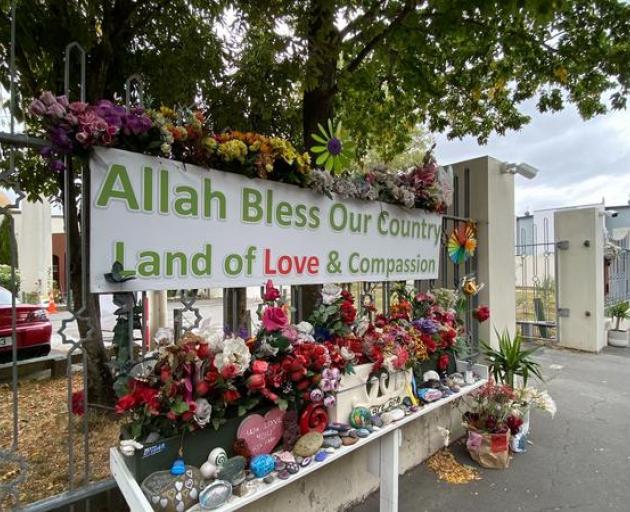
xmin=89 ymin=148 xmax=442 ymax=293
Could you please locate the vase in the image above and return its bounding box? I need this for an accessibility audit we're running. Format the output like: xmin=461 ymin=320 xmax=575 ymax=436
xmin=466 ymin=428 xmax=511 ymax=469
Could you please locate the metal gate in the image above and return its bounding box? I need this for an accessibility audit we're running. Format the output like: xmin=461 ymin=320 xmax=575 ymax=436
xmin=0 ymin=7 xmax=480 ymax=512
xmin=515 ymin=216 xmax=558 ymax=343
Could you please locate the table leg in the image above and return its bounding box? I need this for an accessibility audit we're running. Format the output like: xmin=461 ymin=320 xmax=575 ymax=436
xmin=379 ymin=429 xmax=401 ymax=512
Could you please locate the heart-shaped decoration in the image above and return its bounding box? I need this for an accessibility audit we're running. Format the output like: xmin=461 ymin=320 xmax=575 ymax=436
xmin=237 ymin=408 xmax=285 ymax=456
xmin=175 ymin=481 xmax=183 ymax=491
xmin=151 ymin=495 xmax=159 ymax=504
xmin=160 ymin=497 xmax=168 ymax=508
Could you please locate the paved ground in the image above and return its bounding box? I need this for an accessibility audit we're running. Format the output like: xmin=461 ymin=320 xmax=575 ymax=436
xmin=351 ymin=345 xmax=630 ymax=512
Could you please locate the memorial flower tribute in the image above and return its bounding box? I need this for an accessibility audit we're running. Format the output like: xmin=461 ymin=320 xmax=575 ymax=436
xmin=29 ymin=91 xmax=452 ymax=214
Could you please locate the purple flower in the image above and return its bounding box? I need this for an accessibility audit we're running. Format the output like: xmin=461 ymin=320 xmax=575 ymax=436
xmin=40 ymin=91 xmax=56 ymax=106
xmin=40 ymin=146 xmax=53 ymax=158
xmin=56 ymin=95 xmax=69 ymax=108
xmin=49 ymin=126 xmax=74 ymax=153
xmin=121 ymin=112 xmax=152 ymax=136
xmin=47 ymin=103 xmax=66 ymax=118
xmin=327 ymin=137 xmax=342 ymax=156
xmin=413 ymin=318 xmax=439 ymax=334
xmin=50 ymin=159 xmax=65 ymax=173
xmin=28 ymin=99 xmax=46 ymax=116
xmin=93 ymin=100 xmax=125 ymax=128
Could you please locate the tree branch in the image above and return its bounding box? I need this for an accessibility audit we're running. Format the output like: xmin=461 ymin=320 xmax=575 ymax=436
xmin=342 ymin=1 xmax=416 ymax=75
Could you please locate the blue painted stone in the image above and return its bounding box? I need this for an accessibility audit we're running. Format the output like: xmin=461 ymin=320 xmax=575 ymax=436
xmin=356 ymin=428 xmax=370 ymax=438
xmin=322 ymin=436 xmax=342 ymax=449
xmin=314 ymin=451 xmax=327 ymax=462
xmin=329 ymin=422 xmax=350 ymax=431
xmin=170 ymin=458 xmax=185 ymax=476
xmin=250 ymin=454 xmax=275 ymax=478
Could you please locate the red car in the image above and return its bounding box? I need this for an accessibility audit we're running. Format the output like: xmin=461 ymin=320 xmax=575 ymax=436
xmin=0 ymin=287 xmax=52 ymax=360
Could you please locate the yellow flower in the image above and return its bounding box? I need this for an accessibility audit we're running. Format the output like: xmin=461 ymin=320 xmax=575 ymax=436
xmin=201 ymin=136 xmax=218 ymax=151
xmin=159 ymin=106 xmax=176 ymax=118
xmin=218 ymin=140 xmax=248 ymax=163
xmin=249 ymin=141 xmax=261 ymax=152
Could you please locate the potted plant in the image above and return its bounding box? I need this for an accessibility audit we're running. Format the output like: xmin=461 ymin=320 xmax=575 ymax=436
xmin=606 ymin=301 xmax=630 ymax=347
xmin=480 ymin=328 xmax=543 ymax=388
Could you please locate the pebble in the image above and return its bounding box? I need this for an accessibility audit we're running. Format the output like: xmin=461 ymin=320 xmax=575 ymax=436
xmin=322 ymin=436 xmax=342 ymax=449
xmin=371 ymin=415 xmax=383 ymax=428
xmin=277 ymin=451 xmax=296 ymax=463
xmin=346 ymin=429 xmax=358 ymax=438
xmin=314 ymin=451 xmax=327 ymax=462
xmin=277 ymin=470 xmax=290 ymax=480
xmin=301 ymin=457 xmax=312 ymax=467
xmin=286 ymin=462 xmax=300 ymax=474
xmin=323 ymin=429 xmax=338 ymax=437
xmin=324 ymin=447 xmax=336 ymax=453
xmin=263 ymin=475 xmax=275 ymax=484
xmin=342 ymin=436 xmax=358 ymax=446
xmin=294 ymin=456 xmax=303 ymax=464
xmin=329 ymin=422 xmax=350 ymax=431
xmin=410 ymin=405 xmax=420 ymax=413
xmin=246 ymin=471 xmax=256 ymax=481
xmin=356 ymin=428 xmax=370 ymax=438
xmin=232 ymin=473 xmax=246 ymax=487
xmin=293 ymin=432 xmax=324 ymax=457
xmin=350 ymin=407 xmax=372 ymax=428
xmin=372 ymin=426 xmax=381 ymax=431
xmin=274 ymin=460 xmax=286 ymax=471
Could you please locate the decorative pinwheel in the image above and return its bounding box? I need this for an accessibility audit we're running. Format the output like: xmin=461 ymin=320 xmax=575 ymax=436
xmin=310 ymin=119 xmax=356 ymax=174
xmin=448 ymin=223 xmax=477 ymax=264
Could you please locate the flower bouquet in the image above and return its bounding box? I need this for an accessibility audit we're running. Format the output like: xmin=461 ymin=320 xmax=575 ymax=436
xmin=462 ymin=381 xmax=521 ymax=469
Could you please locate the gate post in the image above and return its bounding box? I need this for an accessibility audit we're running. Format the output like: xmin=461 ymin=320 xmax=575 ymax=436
xmin=554 ymin=207 xmax=605 ymax=352
xmin=449 ymin=156 xmax=516 ymax=347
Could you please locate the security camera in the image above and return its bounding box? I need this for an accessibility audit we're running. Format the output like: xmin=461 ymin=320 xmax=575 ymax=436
xmin=605 ymin=210 xmax=619 ymax=218
xmin=500 ymin=162 xmax=539 ymax=180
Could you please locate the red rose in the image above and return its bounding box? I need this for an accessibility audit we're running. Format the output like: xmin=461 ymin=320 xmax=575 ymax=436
xmin=195 ymin=380 xmax=209 ymax=396
xmin=437 ymin=353 xmax=450 ymax=371
xmin=223 ymin=389 xmax=240 ymax=403
xmin=205 ymin=370 xmax=219 ymax=387
xmin=263 ymin=280 xmax=281 ymax=301
xmin=340 ymin=301 xmax=356 ymax=324
xmin=262 ymin=306 xmax=289 ymax=332
xmin=473 ymin=305 xmax=490 ymax=323
xmin=247 ymin=373 xmax=266 ymax=391
xmin=115 ymin=394 xmax=136 ymax=414
xmin=424 ymin=337 xmax=437 ymax=354
xmin=251 ymin=360 xmax=269 ymax=374
xmin=221 ymin=363 xmax=239 ymax=379
xmin=197 ymin=342 xmax=210 ymax=359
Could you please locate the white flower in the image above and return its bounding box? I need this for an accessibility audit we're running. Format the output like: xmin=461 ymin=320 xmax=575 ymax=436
xmin=193 ymin=318 xmax=224 ymax=353
xmin=340 ymin=346 xmax=355 ymax=362
xmin=153 ymin=327 xmax=174 ymax=346
xmin=296 ymin=321 xmax=315 ymax=342
xmin=322 ymin=283 xmax=342 ymax=305
xmin=213 ymin=336 xmax=251 ymax=375
xmin=356 ymin=318 xmax=371 ymax=337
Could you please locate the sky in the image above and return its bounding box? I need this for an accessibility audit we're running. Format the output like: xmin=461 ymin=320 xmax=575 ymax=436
xmin=432 ymin=99 xmax=630 ymax=215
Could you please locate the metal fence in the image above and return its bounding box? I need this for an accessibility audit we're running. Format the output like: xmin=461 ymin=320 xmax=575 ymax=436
xmin=0 ymin=13 xmax=480 ymax=512
xmin=515 ymin=217 xmax=558 ymax=343
xmin=605 ymin=246 xmax=630 ymax=308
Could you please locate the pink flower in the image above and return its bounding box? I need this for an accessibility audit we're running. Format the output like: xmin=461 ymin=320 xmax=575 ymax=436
xmin=69 ymin=101 xmax=88 ymax=114
xmin=251 ymin=360 xmax=269 ymax=374
xmin=56 ymin=95 xmax=69 ymax=108
xmin=28 ymin=99 xmax=46 ymax=116
xmin=262 ymin=306 xmax=288 ymax=332
xmin=47 ymin=103 xmax=66 ymax=118
xmin=281 ymin=325 xmax=298 ymax=343
xmin=40 ymin=91 xmax=56 ymax=106
xmin=76 ymin=131 xmax=89 ymax=144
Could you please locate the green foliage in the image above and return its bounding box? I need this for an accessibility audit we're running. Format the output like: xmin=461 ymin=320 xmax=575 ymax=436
xmin=0 ymin=263 xmax=19 ymax=293
xmin=606 ymin=301 xmax=630 ymax=330
xmin=481 ymin=328 xmax=543 ymax=387
xmin=0 ymin=215 xmax=16 ymax=266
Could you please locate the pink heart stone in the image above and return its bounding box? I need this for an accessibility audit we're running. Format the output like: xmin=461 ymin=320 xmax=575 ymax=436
xmin=236 ymin=408 xmax=285 ymax=456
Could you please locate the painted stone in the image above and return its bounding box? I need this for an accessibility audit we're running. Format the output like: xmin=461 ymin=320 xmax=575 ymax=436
xmin=323 ymin=429 xmax=339 ymax=437
xmin=250 ymin=454 xmax=275 ymax=478
xmin=322 ymin=436 xmax=342 ymax=449
xmin=277 ymin=469 xmax=290 ymax=480
xmin=199 ymin=480 xmax=232 ymax=510
xmin=245 ymin=471 xmax=256 ymax=481
xmin=346 ymin=429 xmax=358 ymax=438
xmin=200 ymin=461 xmax=217 ymax=480
xmin=142 ymin=466 xmax=203 ymax=512
xmin=216 ymin=456 xmax=246 ymax=485
xmin=274 ymin=460 xmax=286 ymax=472
xmin=170 ymin=458 xmax=186 ymax=476
xmin=300 ymin=457 xmax=312 ymax=467
xmin=293 ymin=432 xmax=324 ymax=457
xmin=371 ymin=415 xmax=383 ymax=428
xmin=324 ymin=447 xmax=336 ymax=453
xmin=277 ymin=451 xmax=296 ymax=463
xmin=286 ymin=462 xmax=300 ymax=474
xmin=237 ymin=408 xmax=285 ymax=456
xmin=381 ymin=408 xmax=405 ymax=424
xmin=329 ymin=422 xmax=350 ymax=431
xmin=349 ymin=407 xmax=372 ymax=429
xmin=263 ymin=475 xmax=275 ymax=484
xmin=314 ymin=451 xmax=327 ymax=462
xmin=208 ymin=448 xmax=228 ymax=468
xmin=356 ymin=428 xmax=370 ymax=438
xmin=342 ymin=436 xmax=358 ymax=446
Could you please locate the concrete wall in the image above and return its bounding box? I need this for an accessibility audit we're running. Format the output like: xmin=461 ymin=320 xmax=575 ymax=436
xmin=449 ymin=156 xmax=516 ymax=347
xmin=555 ymin=207 xmax=605 ymax=352
xmin=241 ymin=404 xmax=465 ymax=512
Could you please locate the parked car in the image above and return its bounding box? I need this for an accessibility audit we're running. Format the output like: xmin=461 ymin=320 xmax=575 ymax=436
xmin=0 ymin=287 xmax=52 ymax=361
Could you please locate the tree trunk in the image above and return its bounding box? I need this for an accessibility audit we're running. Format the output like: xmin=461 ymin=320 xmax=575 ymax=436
xmin=298 ymin=0 xmax=342 ymax=317
xmin=62 ymin=160 xmax=115 ymax=406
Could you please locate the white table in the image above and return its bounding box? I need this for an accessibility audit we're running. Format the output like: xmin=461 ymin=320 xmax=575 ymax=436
xmin=111 ymin=361 xmax=487 ymax=512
